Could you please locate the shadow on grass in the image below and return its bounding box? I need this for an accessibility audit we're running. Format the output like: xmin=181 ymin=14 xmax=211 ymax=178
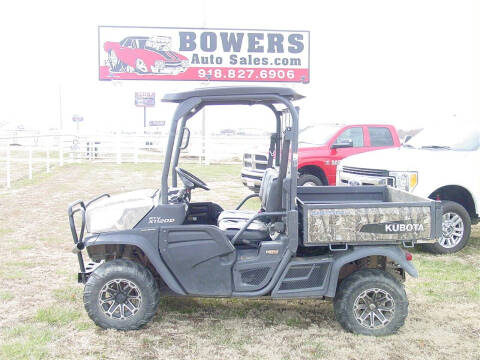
xmin=157 ymin=296 xmax=335 ymax=329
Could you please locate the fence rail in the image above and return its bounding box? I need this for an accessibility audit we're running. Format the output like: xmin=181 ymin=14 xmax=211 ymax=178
xmin=0 ymin=132 xmax=267 ymax=188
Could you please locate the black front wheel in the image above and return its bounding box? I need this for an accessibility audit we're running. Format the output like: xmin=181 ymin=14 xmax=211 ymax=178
xmin=83 ymin=259 xmax=160 ymax=330
xmin=333 ymin=269 xmax=408 ymax=336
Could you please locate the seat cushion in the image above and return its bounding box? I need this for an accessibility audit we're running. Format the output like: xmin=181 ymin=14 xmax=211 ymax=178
xmin=217 ymin=210 xmax=257 ymax=222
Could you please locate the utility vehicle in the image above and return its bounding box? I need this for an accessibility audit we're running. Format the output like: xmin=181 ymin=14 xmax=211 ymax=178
xmin=68 ymin=87 xmax=442 ymax=336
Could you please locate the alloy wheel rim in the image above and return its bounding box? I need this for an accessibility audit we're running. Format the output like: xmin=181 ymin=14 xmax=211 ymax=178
xmin=98 ymin=279 xmax=142 ymax=320
xmin=439 ymin=212 xmax=464 ymax=248
xmin=353 ymin=288 xmax=395 ymax=329
xmin=136 ymin=59 xmax=148 ymax=72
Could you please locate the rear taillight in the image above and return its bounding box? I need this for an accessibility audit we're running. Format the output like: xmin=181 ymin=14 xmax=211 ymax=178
xmin=405 ymin=251 xmax=413 ymax=261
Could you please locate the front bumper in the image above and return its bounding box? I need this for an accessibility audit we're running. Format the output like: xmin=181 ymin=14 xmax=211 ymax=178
xmin=241 ymin=168 xmax=264 ymax=191
xmin=151 ymin=63 xmax=187 ymax=74
xmin=337 ymin=167 xmax=394 ymax=186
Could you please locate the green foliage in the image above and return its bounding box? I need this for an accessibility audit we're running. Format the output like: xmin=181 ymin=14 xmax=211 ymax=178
xmin=34 ymin=305 xmax=82 ymax=325
xmin=0 ymin=325 xmax=54 ymax=360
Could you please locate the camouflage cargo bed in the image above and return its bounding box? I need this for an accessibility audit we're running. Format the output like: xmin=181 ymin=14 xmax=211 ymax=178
xmin=297 ymin=186 xmax=442 ymax=246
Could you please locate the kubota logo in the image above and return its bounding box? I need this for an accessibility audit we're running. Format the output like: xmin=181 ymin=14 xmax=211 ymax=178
xmin=360 ymin=221 xmax=426 ymax=234
xmin=385 ymin=223 xmax=424 ymax=232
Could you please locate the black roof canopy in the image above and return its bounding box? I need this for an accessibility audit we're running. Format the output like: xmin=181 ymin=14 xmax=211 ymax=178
xmin=162 ymin=86 xmax=304 ymax=104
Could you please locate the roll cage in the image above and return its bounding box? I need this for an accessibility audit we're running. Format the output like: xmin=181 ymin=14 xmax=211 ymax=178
xmin=160 ymin=87 xmax=304 ymax=214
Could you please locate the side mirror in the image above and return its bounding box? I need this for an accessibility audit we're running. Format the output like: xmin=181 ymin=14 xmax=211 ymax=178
xmin=331 ymin=140 xmax=353 ymax=149
xmin=180 ymin=127 xmax=191 ymax=150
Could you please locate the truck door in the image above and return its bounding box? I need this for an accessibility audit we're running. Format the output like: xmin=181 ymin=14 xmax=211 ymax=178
xmin=158 ymin=225 xmax=235 ymax=296
xmin=328 ymin=126 xmax=366 ymax=183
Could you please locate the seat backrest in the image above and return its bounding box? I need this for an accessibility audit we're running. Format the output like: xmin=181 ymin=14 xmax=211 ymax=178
xmin=259 ymin=168 xmax=282 ymax=212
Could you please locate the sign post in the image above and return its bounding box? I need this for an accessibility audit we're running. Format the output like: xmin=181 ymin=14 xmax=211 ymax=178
xmin=72 ymin=114 xmax=84 ymax=133
xmin=135 ymin=92 xmax=155 ymax=131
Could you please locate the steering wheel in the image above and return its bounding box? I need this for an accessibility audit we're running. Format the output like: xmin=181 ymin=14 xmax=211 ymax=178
xmin=175 ymin=167 xmax=210 ymax=191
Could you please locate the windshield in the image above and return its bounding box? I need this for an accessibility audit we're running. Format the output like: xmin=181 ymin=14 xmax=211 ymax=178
xmin=299 ymin=124 xmax=342 ymax=146
xmin=407 ymin=126 xmax=480 ymax=151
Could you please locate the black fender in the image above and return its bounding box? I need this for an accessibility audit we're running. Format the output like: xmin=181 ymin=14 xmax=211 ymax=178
xmin=325 ymin=246 xmax=417 ymax=297
xmin=83 ymin=230 xmax=186 ymax=295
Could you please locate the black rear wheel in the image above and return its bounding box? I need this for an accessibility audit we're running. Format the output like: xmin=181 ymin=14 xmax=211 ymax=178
xmin=333 ymin=269 xmax=408 ymax=336
xmin=298 ymin=173 xmax=324 ymax=186
xmin=83 ymin=259 xmax=160 ymax=330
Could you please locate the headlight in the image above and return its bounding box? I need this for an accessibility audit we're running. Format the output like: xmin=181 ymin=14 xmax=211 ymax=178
xmin=154 ymin=60 xmax=165 ymax=69
xmin=389 ymin=171 xmax=418 ymax=192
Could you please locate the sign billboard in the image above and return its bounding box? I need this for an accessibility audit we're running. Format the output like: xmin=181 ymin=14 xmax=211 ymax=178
xmin=149 ymin=120 xmax=165 ymax=127
xmin=135 ymin=92 xmax=155 ymax=107
xmin=99 ymin=26 xmax=310 ymax=83
xmin=72 ymin=115 xmax=84 ymax=122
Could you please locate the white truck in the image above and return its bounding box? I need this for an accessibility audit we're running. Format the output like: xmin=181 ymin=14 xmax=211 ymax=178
xmin=337 ymin=125 xmax=480 ymax=253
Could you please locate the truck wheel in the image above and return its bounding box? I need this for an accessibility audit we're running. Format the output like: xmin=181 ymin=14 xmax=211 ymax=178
xmin=298 ymin=174 xmax=324 ymax=186
xmin=423 ymin=201 xmax=471 ymax=254
xmin=333 ymin=269 xmax=408 ymax=336
xmin=83 ymin=259 xmax=160 ymax=330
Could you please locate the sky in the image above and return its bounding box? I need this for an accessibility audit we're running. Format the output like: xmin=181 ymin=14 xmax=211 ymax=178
xmin=0 ymin=0 xmax=477 ymax=134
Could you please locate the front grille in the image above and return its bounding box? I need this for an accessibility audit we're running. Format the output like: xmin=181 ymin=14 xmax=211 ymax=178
xmin=241 ymin=173 xmax=263 ymax=180
xmin=243 ymin=153 xmax=268 ymax=171
xmin=342 ymin=166 xmax=389 ymax=177
xmin=165 ymin=61 xmax=182 ymax=67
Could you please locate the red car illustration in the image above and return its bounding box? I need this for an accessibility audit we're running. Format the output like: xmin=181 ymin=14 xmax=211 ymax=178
xmin=104 ymin=36 xmax=189 ymax=75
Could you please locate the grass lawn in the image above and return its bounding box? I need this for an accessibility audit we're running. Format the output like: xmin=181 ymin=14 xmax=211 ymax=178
xmin=0 ymin=162 xmax=478 ymax=360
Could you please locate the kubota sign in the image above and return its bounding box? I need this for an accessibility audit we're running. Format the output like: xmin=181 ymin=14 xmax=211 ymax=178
xmin=98 ymin=26 xmax=310 ymax=83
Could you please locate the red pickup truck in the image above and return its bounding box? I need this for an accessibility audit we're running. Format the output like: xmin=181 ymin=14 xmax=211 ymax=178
xmin=241 ymin=124 xmax=401 ymax=191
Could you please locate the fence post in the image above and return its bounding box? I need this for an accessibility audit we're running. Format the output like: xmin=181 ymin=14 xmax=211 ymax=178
xmin=205 ymin=134 xmax=210 ymax=165
xmin=6 ymin=146 xmax=11 ymax=188
xmin=59 ymin=138 xmax=64 ymax=166
xmin=198 ymin=143 xmax=202 ymax=165
xmin=134 ymin=137 xmax=139 ymax=164
xmin=116 ymin=133 xmax=121 ymax=164
xmin=28 ymin=147 xmax=33 ymax=180
xmin=46 ymin=146 xmax=50 ymax=173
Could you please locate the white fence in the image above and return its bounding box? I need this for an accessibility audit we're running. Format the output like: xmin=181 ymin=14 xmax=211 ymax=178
xmin=0 ymin=132 xmax=267 ymax=188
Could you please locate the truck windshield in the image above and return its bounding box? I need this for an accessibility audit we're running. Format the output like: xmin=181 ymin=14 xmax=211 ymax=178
xmin=407 ymin=126 xmax=480 ymax=151
xmin=299 ymin=124 xmax=342 ymax=146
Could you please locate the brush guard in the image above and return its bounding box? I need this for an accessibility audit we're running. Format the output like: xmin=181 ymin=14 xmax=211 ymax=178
xmin=68 ymin=194 xmax=110 ymax=284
